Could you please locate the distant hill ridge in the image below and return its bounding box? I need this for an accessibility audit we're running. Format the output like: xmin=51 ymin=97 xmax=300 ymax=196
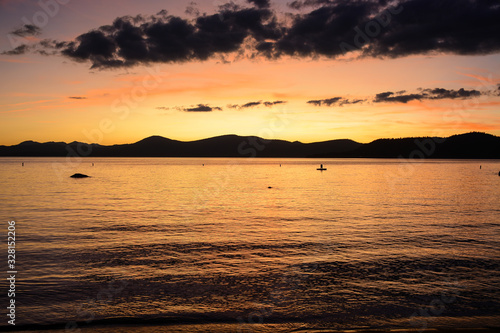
xmin=0 ymin=132 xmax=499 ymax=158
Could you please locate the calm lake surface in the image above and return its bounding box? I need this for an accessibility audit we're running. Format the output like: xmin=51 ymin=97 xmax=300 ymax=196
xmin=1 ymin=157 xmax=499 ymax=332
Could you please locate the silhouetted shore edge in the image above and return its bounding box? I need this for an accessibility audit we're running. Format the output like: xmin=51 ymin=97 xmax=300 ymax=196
xmin=0 ymin=132 xmax=499 ymax=159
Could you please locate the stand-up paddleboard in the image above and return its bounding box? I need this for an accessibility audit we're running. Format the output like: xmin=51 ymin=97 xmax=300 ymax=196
xmin=317 ymin=164 xmax=327 ymax=171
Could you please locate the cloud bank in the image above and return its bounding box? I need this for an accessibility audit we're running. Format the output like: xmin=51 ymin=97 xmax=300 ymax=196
xmin=374 ymin=88 xmax=482 ymax=103
xmin=309 ymin=87 xmax=485 ymax=107
xmin=158 ymin=100 xmax=287 ymax=112
xmin=3 ymin=0 xmax=500 ymax=69
xmin=157 ymin=104 xmax=223 ymax=112
xmin=307 ymin=97 xmax=365 ymax=107
xmin=228 ymin=100 xmax=287 ymax=109
xmin=185 ymin=104 xmax=222 ymax=112
xmin=10 ymin=24 xmax=41 ymax=37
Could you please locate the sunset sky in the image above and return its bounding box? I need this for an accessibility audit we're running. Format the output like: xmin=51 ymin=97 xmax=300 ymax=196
xmin=0 ymin=0 xmax=499 ymax=145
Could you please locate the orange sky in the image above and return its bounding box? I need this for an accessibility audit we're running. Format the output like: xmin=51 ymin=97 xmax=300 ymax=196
xmin=0 ymin=0 xmax=499 ymax=145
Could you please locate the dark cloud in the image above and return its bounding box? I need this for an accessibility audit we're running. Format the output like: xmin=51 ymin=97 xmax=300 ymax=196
xmin=185 ymin=2 xmax=200 ymax=16
xmin=162 ymin=100 xmax=285 ymax=112
xmin=423 ymin=88 xmax=481 ymax=99
xmin=276 ymin=0 xmax=384 ymax=58
xmin=340 ymin=99 xmax=365 ymax=106
xmin=228 ymin=101 xmax=261 ymax=109
xmin=51 ymin=6 xmax=280 ymax=69
xmin=263 ymin=100 xmax=286 ymax=106
xmin=61 ymin=30 xmax=118 ymax=66
xmin=39 ymin=39 xmax=67 ymax=49
xmin=184 ymin=104 xmax=222 ymax=112
xmin=374 ymin=88 xmax=482 ymax=103
xmin=228 ymin=100 xmax=286 ymax=109
xmin=158 ymin=104 xmax=222 ymax=112
xmin=364 ymin=0 xmax=500 ymax=58
xmin=307 ymin=97 xmax=342 ymax=106
xmin=373 ymin=92 xmax=423 ymax=103
xmin=309 ymin=88 xmax=483 ymax=106
xmin=69 ymin=96 xmax=87 ymax=100
xmin=287 ymin=0 xmax=334 ymax=10
xmin=12 ymin=0 xmax=500 ymax=66
xmin=157 ymin=10 xmax=168 ymax=17
xmin=1 ymin=44 xmax=29 ymax=55
xmin=307 ymin=97 xmax=364 ymax=107
xmin=243 ymin=101 xmax=262 ymax=108
xmin=32 ymin=39 xmax=67 ymax=56
xmin=287 ymin=1 xmax=302 ymax=10
xmin=247 ymin=0 xmax=271 ymax=9
xmin=287 ymin=1 xmax=303 ymax=10
xmin=10 ymin=24 xmax=41 ymax=37
xmin=279 ymin=0 xmax=500 ymax=59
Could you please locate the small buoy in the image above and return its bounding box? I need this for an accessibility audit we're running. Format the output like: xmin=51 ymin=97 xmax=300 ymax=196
xmin=92 ymin=163 xmax=94 ymax=166
xmin=22 ymin=162 xmax=24 ymax=167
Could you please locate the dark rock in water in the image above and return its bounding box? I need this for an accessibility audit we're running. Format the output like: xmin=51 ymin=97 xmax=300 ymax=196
xmin=70 ymin=173 xmax=90 ymax=178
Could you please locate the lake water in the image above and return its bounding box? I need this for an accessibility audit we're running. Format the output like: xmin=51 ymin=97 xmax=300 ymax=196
xmin=1 ymin=157 xmax=499 ymax=332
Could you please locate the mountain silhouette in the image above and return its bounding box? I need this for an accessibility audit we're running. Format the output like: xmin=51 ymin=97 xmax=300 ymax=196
xmin=0 ymin=132 xmax=498 ymax=158
xmin=316 ymin=132 xmax=500 ymax=158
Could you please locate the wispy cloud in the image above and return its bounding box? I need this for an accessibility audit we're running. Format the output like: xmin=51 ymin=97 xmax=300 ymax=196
xmin=247 ymin=0 xmax=270 ymax=9
xmin=307 ymin=97 xmax=366 ymax=107
xmin=184 ymin=104 xmax=222 ymax=112
xmin=307 ymin=86 xmax=489 ymax=107
xmin=10 ymin=24 xmax=41 ymax=37
xmin=1 ymin=44 xmax=29 ymax=55
xmin=228 ymin=100 xmax=287 ymax=109
xmin=157 ymin=104 xmax=223 ymax=112
xmin=263 ymin=100 xmax=286 ymax=107
xmin=374 ymin=88 xmax=482 ymax=104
